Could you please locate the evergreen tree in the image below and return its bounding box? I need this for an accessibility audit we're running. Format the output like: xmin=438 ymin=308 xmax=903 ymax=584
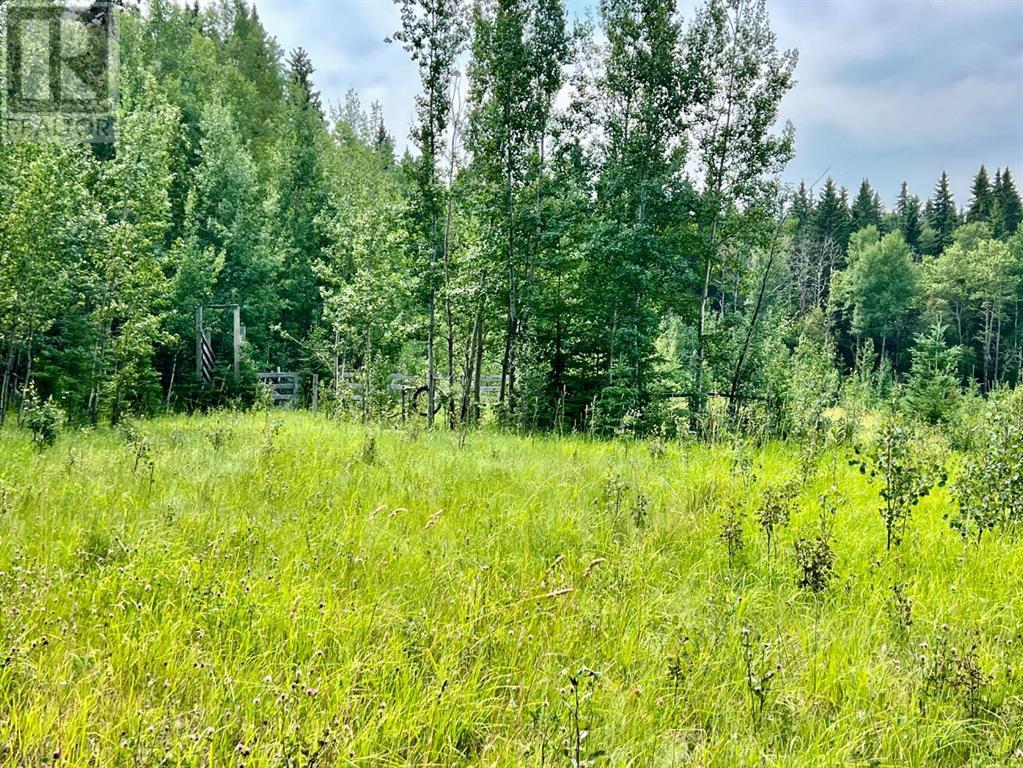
xmin=850 ymin=178 xmax=884 ymax=234
xmin=790 ymin=180 xmax=815 ymax=241
xmin=993 ymin=167 xmax=1023 ymax=238
xmin=895 ymin=182 xmax=924 ymax=253
xmin=286 ymin=48 xmax=322 ymax=116
xmin=926 ymin=171 xmax=958 ymax=253
xmin=966 ymin=165 xmax=995 ymax=223
xmin=814 ymin=178 xmax=851 ymax=253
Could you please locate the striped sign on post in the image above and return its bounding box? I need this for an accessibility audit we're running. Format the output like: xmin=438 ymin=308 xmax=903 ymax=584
xmin=201 ymin=332 xmax=214 ymax=385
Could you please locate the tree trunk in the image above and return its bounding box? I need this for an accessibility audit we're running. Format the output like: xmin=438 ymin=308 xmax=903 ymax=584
xmin=727 ymin=223 xmax=782 ymax=418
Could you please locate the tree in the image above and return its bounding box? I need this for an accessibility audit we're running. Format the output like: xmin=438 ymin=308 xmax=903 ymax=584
xmin=895 ymin=181 xmax=924 ymax=253
xmin=189 ymin=98 xmax=277 ymax=360
xmin=926 ymin=171 xmax=958 ymax=254
xmin=389 ymin=0 xmax=466 ymax=426
xmin=903 ymin=321 xmax=962 ymax=424
xmin=850 ymin=178 xmax=884 ymax=234
xmin=265 ymin=47 xmax=330 ymax=363
xmin=993 ymin=167 xmax=1023 ymax=238
xmin=317 ymin=110 xmax=411 ymax=416
xmin=0 ymin=137 xmax=104 ymax=422
xmin=814 ymin=178 xmax=851 ymax=255
xmin=89 ymin=74 xmax=179 ymax=423
xmin=689 ymin=0 xmax=797 ymax=429
xmin=466 ymin=0 xmax=568 ymax=417
xmin=966 ymin=165 xmax=995 ymax=224
xmin=832 ymin=227 xmax=917 ymax=362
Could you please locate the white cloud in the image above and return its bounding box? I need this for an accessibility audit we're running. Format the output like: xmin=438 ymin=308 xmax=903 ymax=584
xmin=179 ymin=0 xmax=1021 ymax=201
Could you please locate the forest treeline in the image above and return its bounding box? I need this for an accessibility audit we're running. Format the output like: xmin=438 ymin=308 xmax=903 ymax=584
xmin=1 ymin=0 xmax=1021 ymax=436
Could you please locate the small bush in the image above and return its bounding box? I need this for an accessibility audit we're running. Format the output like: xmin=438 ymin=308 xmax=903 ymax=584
xmin=851 ymin=412 xmax=945 ymax=550
xmin=719 ymin=501 xmax=747 ymax=567
xmin=949 ymin=392 xmax=1023 ymax=541
xmin=902 ymin=321 xmax=963 ymax=425
xmin=793 ymin=489 xmax=838 ymax=593
xmin=22 ymin=385 xmax=65 ymax=449
xmin=756 ymin=476 xmax=798 ymax=558
xmin=919 ymin=625 xmax=990 ymax=717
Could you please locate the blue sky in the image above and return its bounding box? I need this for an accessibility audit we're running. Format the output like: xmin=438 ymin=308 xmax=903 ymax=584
xmin=247 ymin=0 xmax=1022 ymax=207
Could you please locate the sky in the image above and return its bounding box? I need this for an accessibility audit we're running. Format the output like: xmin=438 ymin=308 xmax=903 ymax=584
xmin=246 ymin=0 xmax=1022 ymax=207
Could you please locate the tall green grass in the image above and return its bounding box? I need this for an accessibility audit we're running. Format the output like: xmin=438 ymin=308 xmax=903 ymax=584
xmin=0 ymin=413 xmax=1020 ymax=766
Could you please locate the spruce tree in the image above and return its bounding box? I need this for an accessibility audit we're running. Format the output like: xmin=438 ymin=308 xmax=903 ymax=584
xmin=927 ymin=171 xmax=958 ymax=253
xmin=993 ymin=167 xmax=1023 ymax=237
xmin=814 ymin=178 xmax=851 ymax=253
xmin=895 ymin=181 xmax=923 ymax=252
xmin=966 ymin=165 xmax=994 ymax=223
xmin=850 ymin=178 xmax=884 ymax=234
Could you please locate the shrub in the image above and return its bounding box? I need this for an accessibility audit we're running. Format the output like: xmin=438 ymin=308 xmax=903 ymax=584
xmin=740 ymin=626 xmax=781 ymax=724
xmin=719 ymin=501 xmax=746 ymax=567
xmin=781 ymin=318 xmax=842 ymax=440
xmin=756 ymin=476 xmax=798 ymax=558
xmin=902 ymin=321 xmax=963 ymax=425
xmin=22 ymin=385 xmax=65 ymax=449
xmin=851 ymin=412 xmax=945 ymax=550
xmin=949 ymin=392 xmax=1023 ymax=541
xmin=919 ymin=625 xmax=990 ymax=717
xmin=793 ymin=489 xmax=838 ymax=593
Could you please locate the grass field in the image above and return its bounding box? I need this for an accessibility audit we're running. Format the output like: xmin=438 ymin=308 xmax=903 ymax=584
xmin=1 ymin=412 xmax=1021 ymax=766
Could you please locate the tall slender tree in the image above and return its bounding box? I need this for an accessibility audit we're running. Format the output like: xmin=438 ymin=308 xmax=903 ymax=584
xmin=814 ymin=178 xmax=851 ymax=254
xmin=993 ymin=167 xmax=1023 ymax=238
xmin=967 ymin=165 xmax=995 ymax=224
xmin=389 ymin=0 xmax=466 ymax=426
xmin=850 ymin=178 xmax=884 ymax=234
xmin=895 ymin=181 xmax=924 ymax=253
xmin=689 ymin=0 xmax=797 ymax=427
xmin=927 ymin=171 xmax=958 ymax=253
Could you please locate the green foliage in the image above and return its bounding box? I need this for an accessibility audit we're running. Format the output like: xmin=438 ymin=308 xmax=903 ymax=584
xmin=851 ymin=413 xmax=945 ymax=550
xmin=756 ymin=476 xmax=798 ymax=557
xmin=833 ymin=227 xmax=917 ymax=360
xmin=902 ymin=321 xmax=963 ymax=424
xmin=850 ymin=178 xmax=884 ymax=234
xmin=919 ymin=625 xmax=990 ymax=718
xmin=793 ymin=488 xmax=837 ymax=592
xmin=21 ymin=385 xmax=66 ymax=448
xmin=1 ymin=412 xmax=1022 ymax=763
xmin=926 ymin=171 xmax=958 ymax=254
xmin=780 ymin=315 xmax=841 ymax=438
xmin=949 ymin=392 xmax=1023 ymax=541
xmin=993 ymin=168 xmax=1023 ymax=238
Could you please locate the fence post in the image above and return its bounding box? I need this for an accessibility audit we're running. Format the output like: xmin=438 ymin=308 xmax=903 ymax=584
xmin=195 ymin=306 xmax=203 ymax=381
xmin=232 ymin=305 xmax=241 ymax=383
xmin=311 ymin=374 xmax=319 ymax=414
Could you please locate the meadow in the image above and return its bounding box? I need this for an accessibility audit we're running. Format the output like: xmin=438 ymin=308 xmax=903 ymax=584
xmin=0 ymin=412 xmax=1021 ymax=766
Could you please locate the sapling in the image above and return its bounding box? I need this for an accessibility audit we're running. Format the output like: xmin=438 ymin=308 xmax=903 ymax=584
xmin=793 ymin=489 xmax=837 ymax=594
xmin=740 ymin=626 xmax=780 ymax=725
xmin=719 ymin=502 xmax=746 ymax=567
xmin=887 ymin=582 xmax=913 ymax=638
xmin=949 ymin=399 xmax=1023 ymax=541
xmin=756 ymin=477 xmax=798 ymax=559
xmin=562 ymin=667 xmax=603 ymax=767
xmin=22 ymin=384 xmax=65 ymax=449
xmin=851 ymin=413 xmax=945 ymax=550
